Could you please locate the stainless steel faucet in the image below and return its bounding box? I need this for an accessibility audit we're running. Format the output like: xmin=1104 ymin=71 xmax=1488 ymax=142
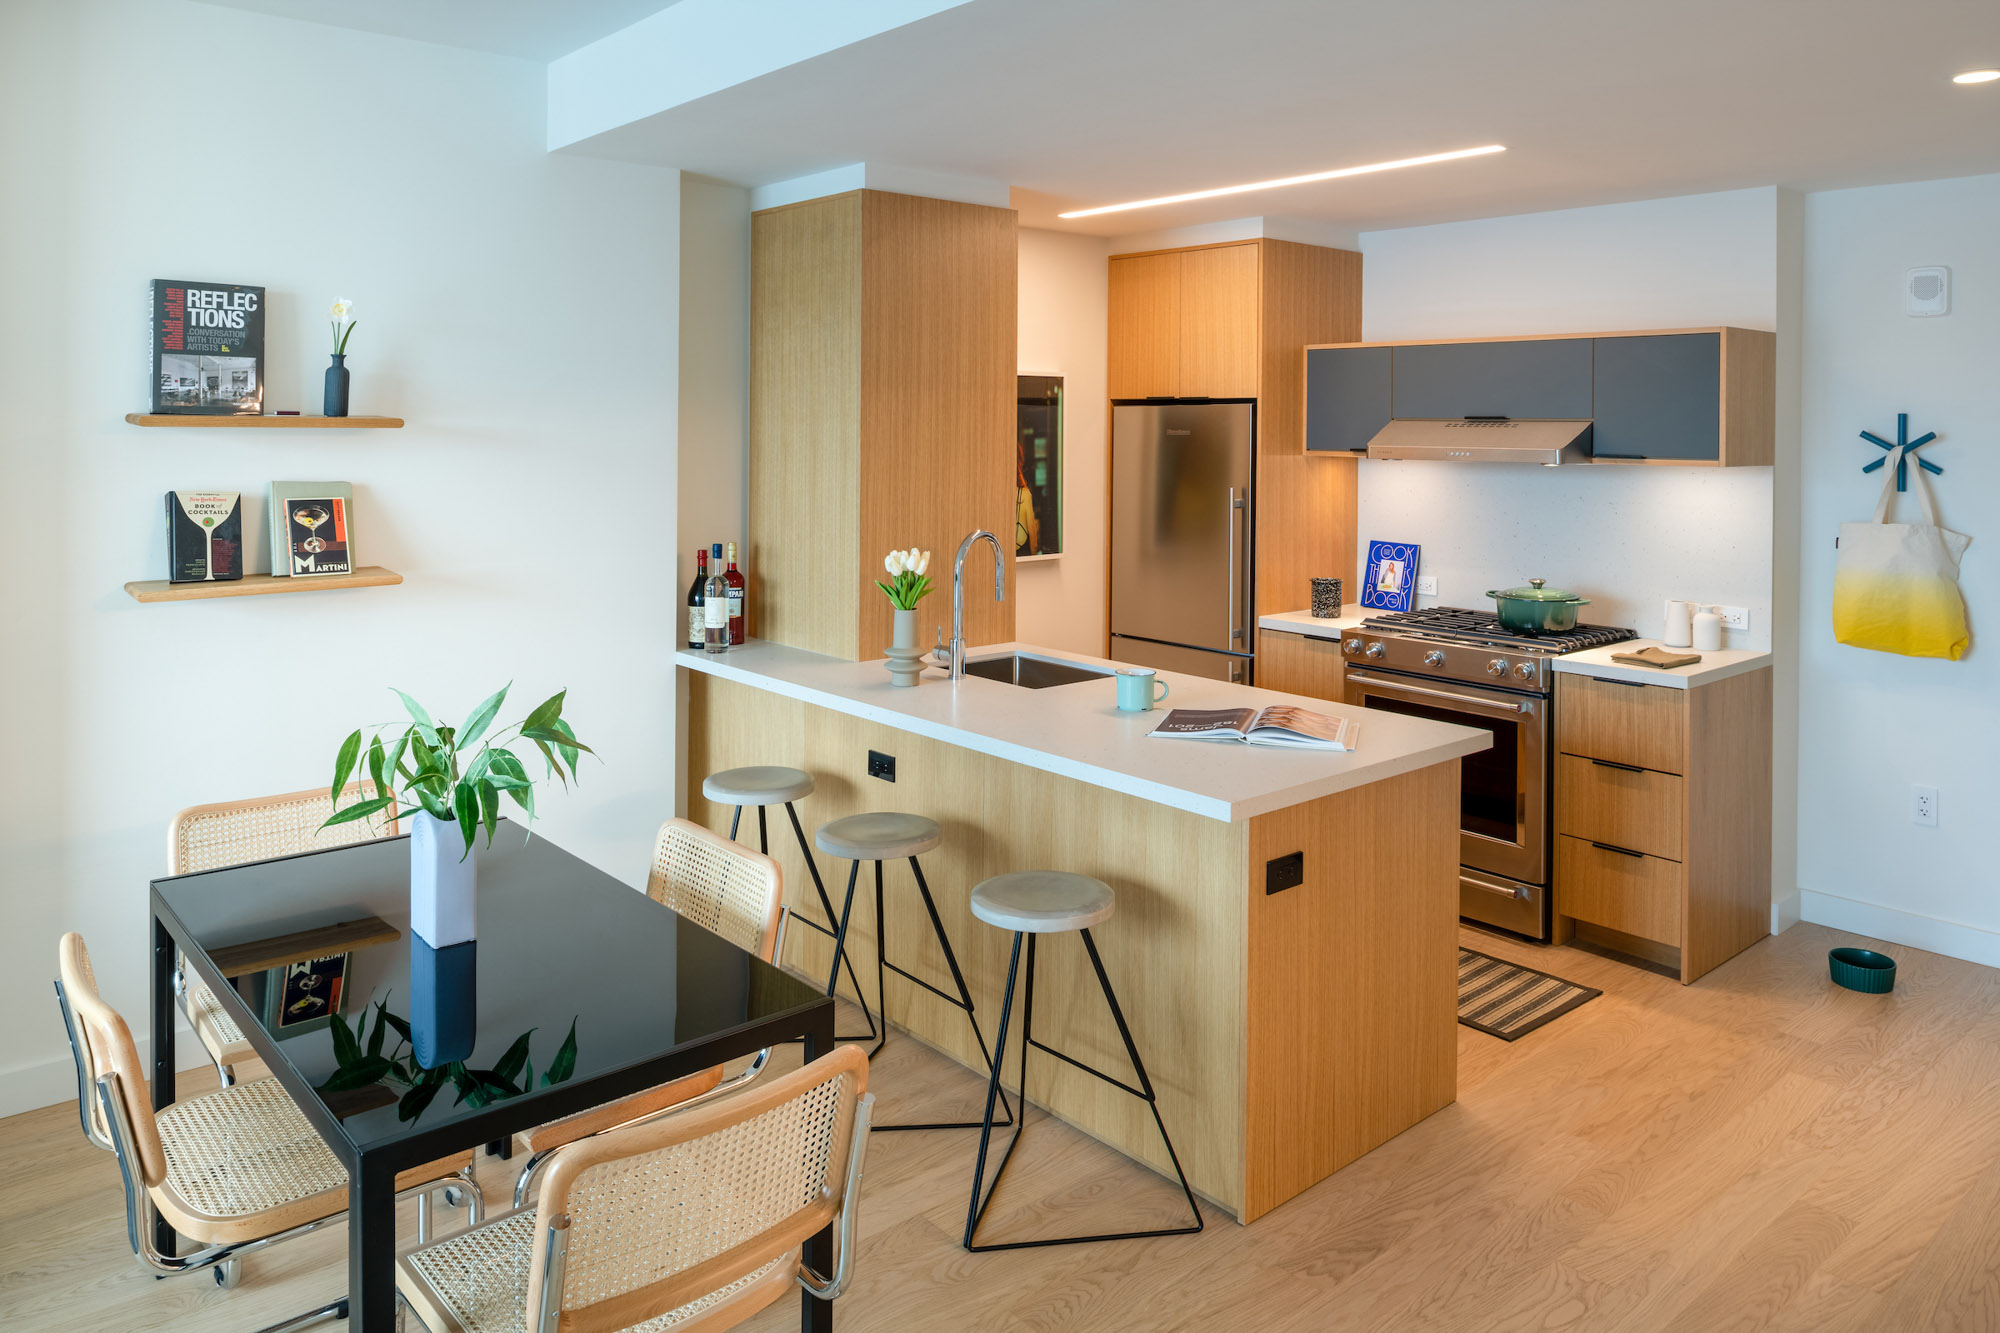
xmin=932 ymin=529 xmax=1005 ymax=680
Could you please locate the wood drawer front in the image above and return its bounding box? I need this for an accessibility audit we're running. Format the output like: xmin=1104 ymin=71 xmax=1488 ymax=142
xmin=1558 ymin=674 xmax=1686 ymax=773
xmin=1557 ymin=835 xmax=1682 ymax=947
xmin=1556 ymin=755 xmax=1684 ymax=861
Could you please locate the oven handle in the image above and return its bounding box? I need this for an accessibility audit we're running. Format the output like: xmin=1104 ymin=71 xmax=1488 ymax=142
xmin=1344 ymin=671 xmax=1532 ymax=715
xmin=1463 ymin=872 xmax=1529 ymax=901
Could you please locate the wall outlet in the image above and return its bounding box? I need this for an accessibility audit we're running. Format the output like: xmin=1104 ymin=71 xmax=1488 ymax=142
xmin=1714 ymin=605 xmax=1751 ymax=632
xmin=1911 ymin=784 xmax=1939 ymax=827
xmin=867 ymin=750 xmax=896 ymax=783
xmin=1416 ymin=576 xmax=1439 ymax=597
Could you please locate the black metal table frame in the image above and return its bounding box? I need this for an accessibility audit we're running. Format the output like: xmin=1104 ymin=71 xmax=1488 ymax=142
xmin=151 ymin=887 xmax=839 ymax=1333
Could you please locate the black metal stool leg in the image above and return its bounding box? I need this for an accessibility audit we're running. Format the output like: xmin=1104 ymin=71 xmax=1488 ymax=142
xmin=964 ymin=931 xmax=1025 ymax=1246
xmin=964 ymin=927 xmax=1203 ymax=1251
xmin=822 ymin=859 xmax=887 ymax=1051
xmin=729 ymin=805 xmax=742 ymax=841
xmin=756 ymin=805 xmax=768 ymax=854
xmin=898 ymin=856 xmax=1013 ymax=1129
xmin=782 ymin=804 xmax=876 ymax=1043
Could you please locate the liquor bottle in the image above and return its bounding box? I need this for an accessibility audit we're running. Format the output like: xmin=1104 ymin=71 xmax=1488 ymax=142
xmin=685 ymin=547 xmax=708 ymax=650
xmin=724 ymin=541 xmax=747 ymax=645
xmin=703 ymin=542 xmax=729 ymax=653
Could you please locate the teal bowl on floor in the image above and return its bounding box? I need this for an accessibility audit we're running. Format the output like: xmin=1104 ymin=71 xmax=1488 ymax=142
xmin=1829 ymin=947 xmax=1897 ymax=993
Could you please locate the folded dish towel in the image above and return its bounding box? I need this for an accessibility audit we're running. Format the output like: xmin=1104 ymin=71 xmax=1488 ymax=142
xmin=1610 ymin=646 xmax=1703 ymax=669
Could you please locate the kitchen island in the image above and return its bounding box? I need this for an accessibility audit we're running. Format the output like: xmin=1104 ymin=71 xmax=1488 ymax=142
xmin=677 ymin=640 xmax=1490 ymax=1221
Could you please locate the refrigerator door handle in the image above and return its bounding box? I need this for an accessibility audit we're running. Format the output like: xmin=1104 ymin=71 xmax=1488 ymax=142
xmin=1226 ymin=487 xmax=1248 ymax=644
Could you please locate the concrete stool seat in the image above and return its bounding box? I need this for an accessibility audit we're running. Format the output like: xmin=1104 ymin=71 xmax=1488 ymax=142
xmin=702 ymin=765 xmax=814 ymax=807
xmin=970 ymin=871 xmax=1115 ymax=935
xmin=814 ymin=812 xmax=942 ymax=862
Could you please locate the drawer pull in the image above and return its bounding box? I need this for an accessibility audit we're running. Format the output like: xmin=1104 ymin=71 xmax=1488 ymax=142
xmin=1589 ymin=758 xmax=1646 ymax=774
xmin=1591 ymin=841 xmax=1645 ymax=859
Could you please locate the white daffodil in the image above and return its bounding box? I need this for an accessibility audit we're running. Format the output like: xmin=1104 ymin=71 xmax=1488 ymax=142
xmin=885 ymin=550 xmax=906 ymax=576
xmin=330 ymin=298 xmax=354 ymax=322
xmin=911 ymin=550 xmax=930 ymax=576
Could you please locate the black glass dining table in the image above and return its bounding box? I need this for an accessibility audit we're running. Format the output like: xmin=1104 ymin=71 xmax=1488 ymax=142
xmin=151 ymin=819 xmax=837 ymax=1332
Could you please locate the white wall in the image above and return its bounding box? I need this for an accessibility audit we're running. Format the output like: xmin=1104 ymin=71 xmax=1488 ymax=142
xmin=1354 ymin=188 xmax=1783 ymax=646
xmin=0 ymin=0 xmax=681 ymax=1115
xmin=678 ymin=179 xmax=751 ymax=617
xmin=1015 ymin=228 xmax=1110 ymax=654
xmin=1794 ymin=172 xmax=2000 ymax=962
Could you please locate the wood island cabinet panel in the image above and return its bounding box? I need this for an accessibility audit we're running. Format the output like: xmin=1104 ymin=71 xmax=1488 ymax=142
xmin=1256 ymin=629 xmax=1346 ymax=701
xmin=1557 ymin=674 xmax=1687 ymax=773
xmin=1178 ymin=243 xmax=1260 ymax=399
xmin=1107 ymin=252 xmax=1182 ymax=398
xmin=1245 ymin=760 xmax=1458 ymax=1220
xmin=1555 ymin=753 xmax=1684 ymax=860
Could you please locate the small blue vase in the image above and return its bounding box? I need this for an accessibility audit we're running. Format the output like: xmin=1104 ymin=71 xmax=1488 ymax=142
xmin=323 ymin=353 xmax=350 ymax=418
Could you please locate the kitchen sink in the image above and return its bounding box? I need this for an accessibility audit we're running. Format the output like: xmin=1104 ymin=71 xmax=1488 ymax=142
xmin=963 ymin=652 xmax=1114 ymax=689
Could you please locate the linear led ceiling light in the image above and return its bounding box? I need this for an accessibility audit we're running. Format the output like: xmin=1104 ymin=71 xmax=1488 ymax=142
xmin=1952 ymin=69 xmax=2000 ymax=84
xmin=1057 ymin=144 xmax=1507 ymax=219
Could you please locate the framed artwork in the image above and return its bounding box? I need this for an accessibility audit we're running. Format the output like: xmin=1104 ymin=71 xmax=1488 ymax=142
xmin=1361 ymin=540 xmax=1421 ymax=613
xmin=1016 ymin=374 xmax=1063 ymax=558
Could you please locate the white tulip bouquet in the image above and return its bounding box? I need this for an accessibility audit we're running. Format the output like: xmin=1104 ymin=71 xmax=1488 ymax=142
xmin=330 ymin=298 xmax=357 ymax=355
xmin=876 ymin=547 xmax=933 ymax=610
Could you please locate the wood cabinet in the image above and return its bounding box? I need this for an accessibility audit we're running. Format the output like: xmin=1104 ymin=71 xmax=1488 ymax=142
xmin=750 ymin=189 xmax=1016 ymax=659
xmin=1305 ymin=328 xmax=1775 ymax=466
xmin=1256 ymin=629 xmax=1346 ymax=701
xmin=1108 ymin=238 xmax=1364 ymax=633
xmin=1553 ymin=668 xmax=1772 ymax=983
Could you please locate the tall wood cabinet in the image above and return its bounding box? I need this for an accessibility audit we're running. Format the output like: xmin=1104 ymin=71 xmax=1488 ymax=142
xmin=1108 ymin=240 xmax=1363 ymax=633
xmin=750 ymin=190 xmax=1017 ymax=660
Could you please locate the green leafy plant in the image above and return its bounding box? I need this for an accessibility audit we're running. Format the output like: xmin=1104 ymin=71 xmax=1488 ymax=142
xmin=317 ymin=993 xmax=578 ymax=1121
xmin=322 ymin=684 xmax=593 ymax=859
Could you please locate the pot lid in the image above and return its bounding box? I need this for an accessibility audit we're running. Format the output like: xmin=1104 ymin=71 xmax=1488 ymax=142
xmin=1490 ymin=578 xmax=1584 ymax=602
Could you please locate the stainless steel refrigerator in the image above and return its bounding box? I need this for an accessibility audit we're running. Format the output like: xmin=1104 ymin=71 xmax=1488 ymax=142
xmin=1110 ymin=401 xmax=1256 ymax=683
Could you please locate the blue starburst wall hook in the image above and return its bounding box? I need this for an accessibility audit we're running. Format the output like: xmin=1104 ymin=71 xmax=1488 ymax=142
xmin=1860 ymin=413 xmax=1943 ymax=492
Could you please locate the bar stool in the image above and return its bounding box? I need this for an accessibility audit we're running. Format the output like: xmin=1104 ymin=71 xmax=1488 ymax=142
xmin=818 ymin=811 xmax=1012 ymax=1133
xmin=703 ymin=764 xmax=874 ymax=1041
xmin=962 ymin=871 xmax=1203 ymax=1251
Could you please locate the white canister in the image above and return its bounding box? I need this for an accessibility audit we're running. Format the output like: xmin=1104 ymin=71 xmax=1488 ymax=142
xmin=1691 ymin=606 xmax=1723 ymax=652
xmin=1663 ymin=599 xmax=1695 ymax=649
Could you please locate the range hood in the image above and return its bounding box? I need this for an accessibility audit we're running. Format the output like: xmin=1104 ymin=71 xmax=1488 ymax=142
xmin=1365 ymin=417 xmax=1593 ymax=466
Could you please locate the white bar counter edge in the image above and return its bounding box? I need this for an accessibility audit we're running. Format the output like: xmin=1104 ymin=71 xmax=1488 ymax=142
xmin=677 ymin=639 xmax=1489 ymax=822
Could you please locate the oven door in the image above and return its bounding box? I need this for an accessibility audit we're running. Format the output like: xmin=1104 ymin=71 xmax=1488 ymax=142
xmin=1342 ymin=668 xmax=1547 ymax=887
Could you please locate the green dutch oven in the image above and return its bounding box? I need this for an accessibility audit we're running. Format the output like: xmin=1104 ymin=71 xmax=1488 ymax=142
xmin=1485 ymin=578 xmax=1591 ymax=636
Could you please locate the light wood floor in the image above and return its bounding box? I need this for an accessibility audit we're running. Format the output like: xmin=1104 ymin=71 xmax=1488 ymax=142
xmin=5 ymin=920 xmax=1998 ymax=1332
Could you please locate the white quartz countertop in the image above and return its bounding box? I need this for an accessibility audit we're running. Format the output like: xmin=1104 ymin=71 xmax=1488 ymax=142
xmin=1258 ymin=610 xmax=1372 ymax=640
xmin=1552 ymin=638 xmax=1773 ymax=689
xmin=677 ymin=639 xmax=1490 ymax=822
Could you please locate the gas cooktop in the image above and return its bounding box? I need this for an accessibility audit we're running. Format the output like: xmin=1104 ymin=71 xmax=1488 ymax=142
xmin=1343 ymin=607 xmax=1637 ymax=692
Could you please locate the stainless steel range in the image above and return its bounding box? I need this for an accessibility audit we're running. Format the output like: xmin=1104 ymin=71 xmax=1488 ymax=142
xmin=1339 ymin=608 xmax=1636 ymax=941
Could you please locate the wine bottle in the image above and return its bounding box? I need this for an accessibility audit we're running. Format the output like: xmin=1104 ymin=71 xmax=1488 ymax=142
xmin=724 ymin=541 xmax=747 ymax=645
xmin=686 ymin=547 xmax=708 ymax=651
xmin=703 ymin=542 xmax=729 ymax=653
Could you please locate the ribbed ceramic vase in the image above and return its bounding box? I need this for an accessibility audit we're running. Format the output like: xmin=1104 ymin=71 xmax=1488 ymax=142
xmin=884 ymin=607 xmax=926 ymax=687
xmin=409 ymin=810 xmax=476 ymax=947
xmin=323 ymin=354 xmax=350 ymax=417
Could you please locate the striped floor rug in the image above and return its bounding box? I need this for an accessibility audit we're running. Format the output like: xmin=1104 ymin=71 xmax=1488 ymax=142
xmin=1457 ymin=948 xmax=1601 ymax=1040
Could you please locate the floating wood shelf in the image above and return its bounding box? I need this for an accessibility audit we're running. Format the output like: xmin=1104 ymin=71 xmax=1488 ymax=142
xmin=208 ymin=915 xmax=402 ymax=977
xmin=125 ymin=566 xmax=403 ymax=603
xmin=125 ymin=413 xmax=404 ymax=428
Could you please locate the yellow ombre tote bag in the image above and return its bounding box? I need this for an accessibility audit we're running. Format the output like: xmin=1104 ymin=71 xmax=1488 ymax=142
xmin=1833 ymin=447 xmax=1971 ymax=660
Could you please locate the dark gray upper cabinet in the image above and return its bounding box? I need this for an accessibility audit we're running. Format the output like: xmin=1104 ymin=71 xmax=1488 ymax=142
xmin=1390 ymin=338 xmax=1593 ymax=421
xmin=1591 ymin=333 xmax=1721 ymax=461
xmin=1305 ymin=346 xmax=1391 ymax=453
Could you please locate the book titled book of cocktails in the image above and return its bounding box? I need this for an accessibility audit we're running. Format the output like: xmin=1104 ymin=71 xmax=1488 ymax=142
xmin=1150 ymin=704 xmax=1360 ymax=751
xmin=146 ymin=279 xmax=265 ymax=415
xmin=267 ymin=480 xmax=355 ymax=577
xmin=164 ymin=490 xmax=244 ymax=583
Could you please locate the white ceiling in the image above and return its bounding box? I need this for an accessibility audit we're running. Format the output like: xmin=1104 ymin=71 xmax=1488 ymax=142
xmin=191 ymin=0 xmax=678 ymax=61
xmin=555 ymin=0 xmax=2000 ymax=234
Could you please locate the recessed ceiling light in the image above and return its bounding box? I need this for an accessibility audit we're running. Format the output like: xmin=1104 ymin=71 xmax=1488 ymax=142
xmin=1056 ymin=145 xmax=1508 ymax=219
xmin=1953 ymin=69 xmax=2000 ymax=84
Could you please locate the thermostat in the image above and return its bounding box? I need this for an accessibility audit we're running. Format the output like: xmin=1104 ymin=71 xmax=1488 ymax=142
xmin=1906 ymin=266 xmax=1950 ymax=317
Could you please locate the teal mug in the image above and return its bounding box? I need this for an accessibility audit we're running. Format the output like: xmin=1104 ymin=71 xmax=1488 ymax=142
xmin=1115 ymin=667 xmax=1169 ymax=712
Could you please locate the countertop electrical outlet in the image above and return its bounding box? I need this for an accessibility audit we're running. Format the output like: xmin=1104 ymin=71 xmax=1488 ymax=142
xmin=868 ymin=750 xmax=896 ymax=782
xmin=1265 ymin=851 xmax=1305 ymax=895
xmin=1912 ymin=784 xmax=1938 ymax=826
xmin=1417 ymin=576 xmax=1439 ymax=597
xmin=1715 ymin=605 xmax=1751 ymax=631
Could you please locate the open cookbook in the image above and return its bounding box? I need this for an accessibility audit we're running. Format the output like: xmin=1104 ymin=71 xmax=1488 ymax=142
xmin=1148 ymin=705 xmax=1360 ymax=751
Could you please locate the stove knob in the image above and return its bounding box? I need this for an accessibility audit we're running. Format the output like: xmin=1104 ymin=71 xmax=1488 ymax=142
xmin=1514 ymin=661 xmax=1537 ymax=681
xmin=1423 ymin=650 xmax=1446 ymax=668
xmin=1343 ymin=637 xmax=1362 ymax=654
xmin=1365 ymin=641 xmax=1386 ymax=659
xmin=1486 ymin=658 xmax=1510 ymax=677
